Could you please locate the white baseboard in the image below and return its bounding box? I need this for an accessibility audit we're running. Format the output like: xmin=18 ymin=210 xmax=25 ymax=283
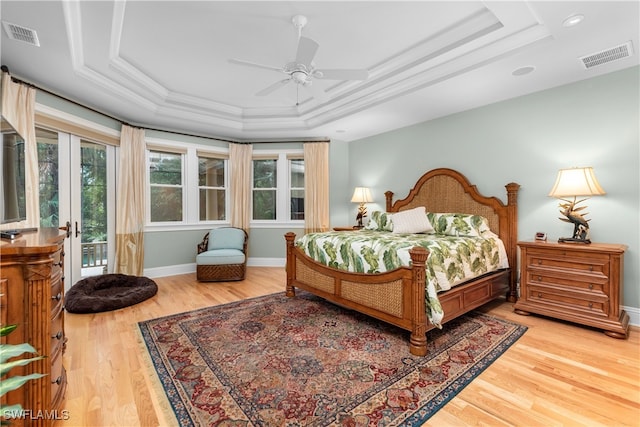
xmin=144 ymin=263 xmax=196 ymax=278
xmin=624 ymin=305 xmax=640 ymax=327
xmin=143 ymin=259 xmax=640 ymax=327
xmin=144 ymin=257 xmax=285 ymax=279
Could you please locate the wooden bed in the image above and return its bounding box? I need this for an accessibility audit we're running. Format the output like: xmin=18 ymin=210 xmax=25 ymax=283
xmin=284 ymin=168 xmax=520 ymax=356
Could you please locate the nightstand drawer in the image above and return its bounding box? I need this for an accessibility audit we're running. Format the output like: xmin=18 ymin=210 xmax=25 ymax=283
xmin=526 ymin=250 xmax=610 ymax=275
xmin=526 ymin=269 xmax=609 ymax=295
xmin=526 ymin=284 xmax=608 ymax=316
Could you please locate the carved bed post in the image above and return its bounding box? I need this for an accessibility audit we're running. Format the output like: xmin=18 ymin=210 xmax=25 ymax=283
xmin=385 ymin=191 xmax=394 ymax=212
xmin=408 ymin=246 xmax=429 ymax=356
xmin=284 ymin=233 xmax=296 ymax=297
xmin=505 ymin=182 xmax=520 ymax=303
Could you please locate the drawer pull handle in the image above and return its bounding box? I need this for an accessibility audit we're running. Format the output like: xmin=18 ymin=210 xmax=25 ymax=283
xmin=589 ymin=266 xmax=593 ymax=271
xmin=52 ymin=376 xmax=62 ymax=385
xmin=537 ymin=293 xmax=542 ymax=298
xmin=52 ymin=293 xmax=62 ymax=301
xmin=55 ymin=261 xmax=63 ymax=267
xmin=588 ymin=303 xmax=593 ymax=309
xmin=537 ymin=260 xmax=542 ymax=265
xmin=589 ymin=284 xmax=594 ymax=290
xmin=52 ymin=331 xmax=63 ymax=340
xmin=537 ymin=276 xmax=542 ymax=281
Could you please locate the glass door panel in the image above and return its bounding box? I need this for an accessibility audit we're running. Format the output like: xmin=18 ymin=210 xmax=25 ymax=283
xmin=78 ymin=140 xmax=109 ymax=277
xmin=35 ymin=128 xmax=115 ymax=289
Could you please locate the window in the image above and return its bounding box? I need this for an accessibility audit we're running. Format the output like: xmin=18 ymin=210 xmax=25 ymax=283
xmin=252 ymin=158 xmax=277 ymax=220
xmin=149 ymin=150 xmax=183 ymax=222
xmin=198 ymin=156 xmax=226 ymax=221
xmin=252 ymin=152 xmax=304 ymax=223
xmin=290 ymin=158 xmax=304 ymax=220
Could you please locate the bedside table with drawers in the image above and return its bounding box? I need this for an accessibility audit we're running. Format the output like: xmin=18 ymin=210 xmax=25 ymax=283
xmin=514 ymin=240 xmax=629 ymax=339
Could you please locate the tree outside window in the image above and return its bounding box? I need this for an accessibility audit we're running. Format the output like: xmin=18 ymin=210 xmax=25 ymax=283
xmin=290 ymin=159 xmax=304 ymax=220
xmin=252 ymin=159 xmax=277 ymax=220
xmin=149 ymin=150 xmax=183 ymax=222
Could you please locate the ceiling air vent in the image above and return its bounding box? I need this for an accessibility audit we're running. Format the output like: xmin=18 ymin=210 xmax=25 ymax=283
xmin=2 ymin=21 xmax=40 ymax=47
xmin=579 ymin=41 xmax=633 ymax=69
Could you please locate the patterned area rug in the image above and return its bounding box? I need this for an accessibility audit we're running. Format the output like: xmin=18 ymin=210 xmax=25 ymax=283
xmin=138 ymin=291 xmax=526 ymax=426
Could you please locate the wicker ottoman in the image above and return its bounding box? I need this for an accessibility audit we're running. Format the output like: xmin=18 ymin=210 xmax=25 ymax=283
xmin=197 ymin=262 xmax=246 ymax=282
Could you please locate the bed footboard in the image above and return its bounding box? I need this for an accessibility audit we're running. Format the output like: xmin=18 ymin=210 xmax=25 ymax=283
xmin=285 ymin=232 xmax=430 ymax=356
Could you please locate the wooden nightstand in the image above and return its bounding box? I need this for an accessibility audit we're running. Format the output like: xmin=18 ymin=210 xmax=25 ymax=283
xmin=514 ymin=240 xmax=629 ymax=338
xmin=333 ymin=226 xmax=362 ymax=231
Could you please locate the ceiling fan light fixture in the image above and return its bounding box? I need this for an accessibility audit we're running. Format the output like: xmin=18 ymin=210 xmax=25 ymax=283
xmin=291 ymin=70 xmax=308 ymax=84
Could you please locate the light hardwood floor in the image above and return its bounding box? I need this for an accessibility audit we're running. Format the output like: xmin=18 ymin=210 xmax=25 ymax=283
xmin=61 ymin=267 xmax=639 ymax=426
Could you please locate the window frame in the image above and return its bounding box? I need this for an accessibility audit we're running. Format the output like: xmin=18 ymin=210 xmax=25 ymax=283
xmin=197 ymin=151 xmax=229 ymax=223
xmin=145 ymin=138 xmax=229 ymax=231
xmin=251 ymin=150 xmax=304 ymax=228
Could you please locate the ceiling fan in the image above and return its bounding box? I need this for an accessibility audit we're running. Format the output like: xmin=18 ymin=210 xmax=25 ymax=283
xmin=229 ymin=15 xmax=369 ymax=103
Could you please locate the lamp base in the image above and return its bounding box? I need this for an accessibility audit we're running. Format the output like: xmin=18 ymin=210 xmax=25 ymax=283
xmin=558 ymin=237 xmax=591 ymax=244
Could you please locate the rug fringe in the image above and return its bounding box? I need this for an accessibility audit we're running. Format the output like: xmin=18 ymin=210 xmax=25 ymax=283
xmin=135 ymin=325 xmax=180 ymax=427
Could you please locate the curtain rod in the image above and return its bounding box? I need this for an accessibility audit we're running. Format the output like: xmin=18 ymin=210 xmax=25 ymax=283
xmin=1 ymin=65 xmax=329 ymax=145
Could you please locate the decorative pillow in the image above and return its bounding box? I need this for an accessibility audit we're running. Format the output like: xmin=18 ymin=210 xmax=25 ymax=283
xmin=426 ymin=212 xmax=492 ymax=237
xmin=364 ymin=211 xmax=394 ymax=231
xmin=391 ymin=207 xmax=434 ymax=234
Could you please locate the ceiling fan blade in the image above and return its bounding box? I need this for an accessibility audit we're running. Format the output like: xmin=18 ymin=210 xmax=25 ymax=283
xmin=295 ymin=36 xmax=319 ymax=67
xmin=256 ymin=79 xmax=291 ymax=96
xmin=302 ymin=82 xmax=328 ymax=103
xmin=315 ymin=69 xmax=369 ymax=80
xmin=229 ymin=58 xmax=283 ymax=73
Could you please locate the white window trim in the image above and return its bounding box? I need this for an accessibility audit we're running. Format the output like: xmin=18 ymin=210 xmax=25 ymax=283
xmin=145 ymin=137 xmax=230 ymax=232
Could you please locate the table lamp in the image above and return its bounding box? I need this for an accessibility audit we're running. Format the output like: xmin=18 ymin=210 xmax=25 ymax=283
xmin=548 ymin=166 xmax=605 ymax=244
xmin=351 ymin=187 xmax=372 ymax=228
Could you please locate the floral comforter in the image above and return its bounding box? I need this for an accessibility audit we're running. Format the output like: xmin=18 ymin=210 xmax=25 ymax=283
xmin=295 ymin=230 xmax=509 ymax=327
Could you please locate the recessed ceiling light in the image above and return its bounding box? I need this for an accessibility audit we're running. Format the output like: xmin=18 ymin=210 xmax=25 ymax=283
xmin=512 ymin=66 xmax=535 ymax=76
xmin=563 ymin=14 xmax=584 ymax=27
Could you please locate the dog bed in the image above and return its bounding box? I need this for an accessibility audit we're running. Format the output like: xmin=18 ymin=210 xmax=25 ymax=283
xmin=65 ymin=274 xmax=158 ymax=313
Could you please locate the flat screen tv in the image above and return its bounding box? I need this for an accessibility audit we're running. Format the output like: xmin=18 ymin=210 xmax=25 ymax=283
xmin=1 ymin=130 xmax=27 ymax=225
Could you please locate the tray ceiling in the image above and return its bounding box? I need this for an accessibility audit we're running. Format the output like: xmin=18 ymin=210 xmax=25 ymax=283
xmin=1 ymin=1 xmax=638 ymax=142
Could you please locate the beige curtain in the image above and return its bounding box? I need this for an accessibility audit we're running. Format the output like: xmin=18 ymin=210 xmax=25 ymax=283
xmin=229 ymin=143 xmax=253 ymax=232
xmin=1 ymin=72 xmax=39 ymax=229
xmin=303 ymin=142 xmax=330 ymax=233
xmin=114 ymin=125 xmax=146 ymax=275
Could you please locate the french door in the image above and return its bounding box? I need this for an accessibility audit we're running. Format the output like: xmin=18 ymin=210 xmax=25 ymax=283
xmin=36 ymin=128 xmax=116 ymax=289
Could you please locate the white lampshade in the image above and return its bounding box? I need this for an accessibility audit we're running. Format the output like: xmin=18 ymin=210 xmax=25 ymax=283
xmin=351 ymin=187 xmax=373 ymax=203
xmin=548 ymin=167 xmax=606 ymax=198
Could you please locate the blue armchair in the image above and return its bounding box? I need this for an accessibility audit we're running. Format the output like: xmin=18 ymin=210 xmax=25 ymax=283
xmin=196 ymin=227 xmax=248 ymax=281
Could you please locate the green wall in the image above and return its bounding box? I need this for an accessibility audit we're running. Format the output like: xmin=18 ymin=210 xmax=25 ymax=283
xmin=34 ymin=64 xmax=639 ymax=311
xmin=347 ymin=66 xmax=639 ymax=309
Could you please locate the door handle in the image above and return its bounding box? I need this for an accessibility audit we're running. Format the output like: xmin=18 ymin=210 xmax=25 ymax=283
xmin=59 ymin=221 xmax=71 ymax=238
xmin=75 ymin=221 xmax=82 ymax=238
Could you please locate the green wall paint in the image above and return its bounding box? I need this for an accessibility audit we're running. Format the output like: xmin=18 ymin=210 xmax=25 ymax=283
xmin=348 ymin=66 xmax=639 ymax=309
xmin=35 ymin=63 xmax=639 ymax=310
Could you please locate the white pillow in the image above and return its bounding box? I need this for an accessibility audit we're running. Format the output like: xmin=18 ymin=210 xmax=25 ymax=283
xmin=391 ymin=207 xmax=434 ymax=234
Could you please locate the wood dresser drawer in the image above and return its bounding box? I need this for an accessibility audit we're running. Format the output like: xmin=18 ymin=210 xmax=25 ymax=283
xmin=514 ymin=240 xmax=629 ymax=339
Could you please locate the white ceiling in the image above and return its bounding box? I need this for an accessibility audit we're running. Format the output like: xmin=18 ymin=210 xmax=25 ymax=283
xmin=1 ymin=1 xmax=638 ymax=142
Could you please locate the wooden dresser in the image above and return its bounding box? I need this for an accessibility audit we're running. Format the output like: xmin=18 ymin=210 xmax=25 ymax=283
xmin=514 ymin=240 xmax=629 ymax=338
xmin=1 ymin=228 xmax=68 ymax=426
